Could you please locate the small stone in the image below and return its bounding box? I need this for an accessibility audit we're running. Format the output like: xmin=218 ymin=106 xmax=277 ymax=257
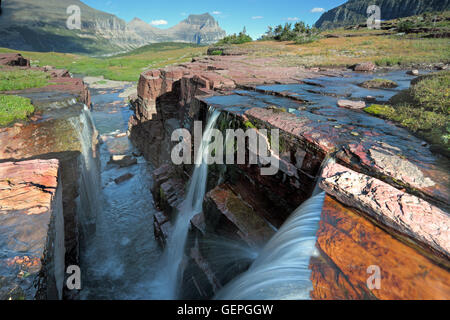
xmin=115 ymin=132 xmax=127 ymax=138
xmin=350 ymin=131 xmax=360 ymax=136
xmin=337 ymin=100 xmax=366 ymax=109
xmin=114 ymin=173 xmax=134 ymax=184
xmin=407 ymin=70 xmax=419 ymax=76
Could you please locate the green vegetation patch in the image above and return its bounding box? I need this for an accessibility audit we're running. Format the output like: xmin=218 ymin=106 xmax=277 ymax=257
xmin=411 ymin=71 xmax=450 ymax=114
xmin=210 ymin=50 xmax=223 ymax=56
xmin=0 ymin=95 xmax=35 ymax=126
xmin=261 ymin=21 xmax=320 ymax=44
xmin=360 ymin=78 xmax=399 ymax=89
xmin=364 ymin=71 xmax=450 ymax=154
xmin=0 ymin=69 xmax=50 ymax=91
xmin=217 ymin=32 xmax=253 ymax=45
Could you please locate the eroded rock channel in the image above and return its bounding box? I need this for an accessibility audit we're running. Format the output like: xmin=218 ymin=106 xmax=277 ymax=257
xmin=1 ymin=53 xmax=449 ymax=300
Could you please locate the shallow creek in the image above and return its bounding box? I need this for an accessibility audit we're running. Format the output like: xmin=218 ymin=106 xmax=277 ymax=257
xmin=80 ymin=87 xmax=161 ymax=299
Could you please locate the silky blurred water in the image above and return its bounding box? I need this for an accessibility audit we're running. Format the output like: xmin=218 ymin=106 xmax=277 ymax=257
xmin=80 ymin=87 xmax=161 ymax=299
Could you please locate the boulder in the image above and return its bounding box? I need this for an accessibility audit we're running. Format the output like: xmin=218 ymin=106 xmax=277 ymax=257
xmin=0 ymin=53 xmax=29 ymax=67
xmin=351 ymin=62 xmax=376 ymax=72
xmin=337 ymin=99 xmax=366 ymax=109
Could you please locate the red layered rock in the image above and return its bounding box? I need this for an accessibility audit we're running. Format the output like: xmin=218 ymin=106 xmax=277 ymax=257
xmin=0 ymin=159 xmax=65 ymax=300
xmin=320 ymin=162 xmax=450 ymax=260
xmin=311 ymin=196 xmax=450 ymax=300
xmin=0 ymin=53 xmax=30 ymax=67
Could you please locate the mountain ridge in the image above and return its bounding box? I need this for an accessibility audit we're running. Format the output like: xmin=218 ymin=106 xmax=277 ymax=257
xmin=315 ymin=0 xmax=450 ymax=29
xmin=0 ymin=0 xmax=226 ymax=54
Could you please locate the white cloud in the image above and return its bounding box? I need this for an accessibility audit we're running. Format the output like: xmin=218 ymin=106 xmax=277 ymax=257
xmin=311 ymin=8 xmax=325 ymax=13
xmin=252 ymin=16 xmax=264 ymax=20
xmin=212 ymin=11 xmax=222 ymax=15
xmin=180 ymin=12 xmax=187 ymax=16
xmin=150 ymin=19 xmax=168 ymax=26
xmin=287 ymin=17 xmax=300 ymax=21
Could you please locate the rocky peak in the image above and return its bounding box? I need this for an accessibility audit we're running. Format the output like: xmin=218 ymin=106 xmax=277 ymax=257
xmin=184 ymin=13 xmax=218 ymax=28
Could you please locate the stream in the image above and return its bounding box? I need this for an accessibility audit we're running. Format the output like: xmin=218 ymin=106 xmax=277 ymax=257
xmin=79 ymin=87 xmax=161 ymax=299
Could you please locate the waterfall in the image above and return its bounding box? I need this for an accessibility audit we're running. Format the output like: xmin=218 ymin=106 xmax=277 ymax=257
xmin=151 ymin=108 xmax=221 ymax=299
xmin=69 ymin=105 xmax=102 ymax=237
xmin=215 ymin=158 xmax=334 ymax=300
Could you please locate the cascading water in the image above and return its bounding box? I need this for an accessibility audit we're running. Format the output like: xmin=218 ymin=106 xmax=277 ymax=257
xmin=214 ymin=191 xmax=325 ymax=300
xmin=215 ymin=159 xmax=334 ymax=300
xmin=151 ymin=108 xmax=221 ymax=299
xmin=69 ymin=105 xmax=103 ymax=237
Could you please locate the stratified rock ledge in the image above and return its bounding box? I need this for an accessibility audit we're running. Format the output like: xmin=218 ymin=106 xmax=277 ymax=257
xmin=320 ymin=162 xmax=450 ymax=260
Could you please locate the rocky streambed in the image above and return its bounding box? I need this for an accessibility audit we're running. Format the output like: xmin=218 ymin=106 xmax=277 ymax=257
xmin=128 ymin=55 xmax=450 ymax=299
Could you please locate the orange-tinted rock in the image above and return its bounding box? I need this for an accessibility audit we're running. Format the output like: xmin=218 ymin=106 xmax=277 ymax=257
xmin=310 ymin=255 xmax=368 ymax=300
xmin=0 ymin=159 xmax=59 ymax=215
xmin=320 ymin=162 xmax=450 ymax=259
xmin=311 ymin=196 xmax=450 ymax=300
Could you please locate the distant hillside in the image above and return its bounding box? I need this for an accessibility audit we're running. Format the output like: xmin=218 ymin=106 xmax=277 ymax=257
xmin=315 ymin=0 xmax=450 ymax=29
xmin=0 ymin=0 xmax=226 ymax=54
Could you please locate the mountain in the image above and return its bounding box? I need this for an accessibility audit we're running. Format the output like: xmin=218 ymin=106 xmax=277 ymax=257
xmin=315 ymin=0 xmax=450 ymax=29
xmin=0 ymin=0 xmax=226 ymax=54
xmin=164 ymin=13 xmax=227 ymax=44
xmin=128 ymin=14 xmax=226 ymax=45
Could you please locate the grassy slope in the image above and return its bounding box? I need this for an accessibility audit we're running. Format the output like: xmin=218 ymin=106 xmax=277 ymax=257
xmin=235 ymin=35 xmax=449 ymax=68
xmin=0 ymin=43 xmax=206 ymax=82
xmin=0 ymin=69 xmax=51 ymax=91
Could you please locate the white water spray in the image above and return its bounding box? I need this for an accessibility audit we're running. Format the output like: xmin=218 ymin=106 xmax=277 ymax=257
xmin=69 ymin=106 xmax=102 ymax=236
xmin=151 ymin=109 xmax=221 ymax=299
xmin=215 ymin=158 xmax=334 ymax=300
xmin=214 ymin=191 xmax=325 ymax=300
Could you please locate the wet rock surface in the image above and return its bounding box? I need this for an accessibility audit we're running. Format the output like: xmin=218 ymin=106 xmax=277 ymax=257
xmin=311 ymin=196 xmax=450 ymax=300
xmin=0 ymin=159 xmax=64 ymax=300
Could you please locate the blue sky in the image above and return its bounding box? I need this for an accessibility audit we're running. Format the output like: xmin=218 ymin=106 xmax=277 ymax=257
xmin=82 ymin=0 xmax=347 ymax=39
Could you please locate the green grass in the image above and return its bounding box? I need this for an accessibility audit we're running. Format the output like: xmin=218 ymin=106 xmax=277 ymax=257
xmin=411 ymin=71 xmax=450 ymax=114
xmin=364 ymin=71 xmax=450 ymax=154
xmin=0 ymin=69 xmax=50 ymax=91
xmin=360 ymin=78 xmax=398 ymax=89
xmin=0 ymin=43 xmax=207 ymax=82
xmin=0 ymin=95 xmax=35 ymax=126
